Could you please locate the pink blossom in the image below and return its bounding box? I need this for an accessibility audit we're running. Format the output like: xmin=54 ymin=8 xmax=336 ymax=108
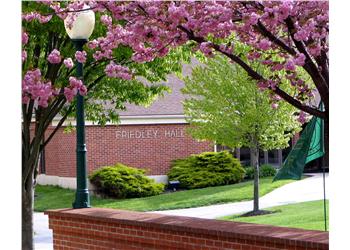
xmin=22 ymin=69 xmax=55 ymax=107
xmin=101 ymin=15 xmax=112 ymax=26
xmin=22 ymin=50 xmax=27 ymax=62
xmin=199 ymin=42 xmax=213 ymax=57
xmin=75 ymin=51 xmax=87 ymax=63
xmin=294 ymin=53 xmax=306 ymax=66
xmin=284 ymin=60 xmax=296 ymax=71
xmin=88 ymin=40 xmax=99 ymax=49
xmin=64 ymin=77 xmax=87 ymax=102
xmin=257 ymin=81 xmax=269 ymax=91
xmin=309 ymin=45 xmax=321 ymax=57
xmin=258 ymin=39 xmax=271 ymax=51
xmin=271 ymin=103 xmax=279 ymax=109
xmin=271 ymin=63 xmax=284 ymax=71
xmin=104 ymin=61 xmax=132 ymax=80
xmin=22 ymin=31 xmax=29 ymax=45
xmin=297 ymin=111 xmax=307 ymax=124
xmin=267 ymin=80 xmax=277 ymax=90
xmin=294 ymin=29 xmax=309 ymax=41
xmin=261 ymin=60 xmax=273 ymax=65
xmin=79 ymin=85 xmax=87 ymax=95
xmin=38 ymin=15 xmax=52 ymax=23
xmin=64 ymin=87 xmax=75 ymax=102
xmin=63 ymin=58 xmax=74 ymax=69
xmin=47 ymin=49 xmax=61 ymax=64
xmin=69 ymin=77 xmax=83 ymax=89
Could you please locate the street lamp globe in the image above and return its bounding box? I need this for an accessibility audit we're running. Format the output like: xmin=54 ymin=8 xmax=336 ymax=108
xmin=64 ymin=6 xmax=95 ymax=40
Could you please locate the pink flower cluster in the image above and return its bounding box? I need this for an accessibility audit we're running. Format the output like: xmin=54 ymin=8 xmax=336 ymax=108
xmin=257 ymin=39 xmax=271 ymax=51
xmin=297 ymin=111 xmax=307 ymax=124
xmin=47 ymin=49 xmax=61 ymax=64
xmin=199 ymin=42 xmax=213 ymax=57
xmin=64 ymin=77 xmax=87 ymax=102
xmin=22 ymin=31 xmax=29 ymax=45
xmin=22 ymin=11 xmax=52 ymax=23
xmin=75 ymin=51 xmax=87 ymax=63
xmin=22 ymin=50 xmax=27 ymax=62
xmin=63 ymin=58 xmax=74 ymax=69
xmin=22 ymin=69 xmax=57 ymax=108
xmin=100 ymin=15 xmax=112 ymax=26
xmin=105 ymin=62 xmax=132 ymax=80
xmin=26 ymin=1 xmax=328 ymax=114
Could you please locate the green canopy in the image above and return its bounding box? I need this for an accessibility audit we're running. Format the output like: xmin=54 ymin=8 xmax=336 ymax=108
xmin=273 ymin=115 xmax=324 ymax=181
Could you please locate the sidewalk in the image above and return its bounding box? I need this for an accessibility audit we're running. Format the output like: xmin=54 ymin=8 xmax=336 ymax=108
xmin=34 ymin=173 xmax=328 ymax=249
xmin=34 ymin=212 xmax=53 ymax=250
xmin=151 ymin=173 xmax=329 ymax=219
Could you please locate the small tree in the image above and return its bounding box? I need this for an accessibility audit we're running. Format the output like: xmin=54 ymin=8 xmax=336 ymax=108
xmin=182 ymin=56 xmax=301 ymax=214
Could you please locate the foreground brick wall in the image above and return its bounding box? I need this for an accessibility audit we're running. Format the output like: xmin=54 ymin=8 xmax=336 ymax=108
xmin=44 ymin=123 xmax=212 ymax=177
xmin=46 ymin=208 xmax=329 ymax=250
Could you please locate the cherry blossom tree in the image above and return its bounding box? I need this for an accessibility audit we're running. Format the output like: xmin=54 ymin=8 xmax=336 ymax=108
xmin=21 ymin=1 xmax=190 ymax=249
xmin=87 ymin=0 xmax=328 ymax=156
xmin=22 ymin=1 xmax=329 ymax=249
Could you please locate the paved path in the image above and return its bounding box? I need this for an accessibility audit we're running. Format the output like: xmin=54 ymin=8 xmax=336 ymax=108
xmin=34 ymin=173 xmax=328 ymax=249
xmin=34 ymin=212 xmax=53 ymax=250
xmin=151 ymin=173 xmax=329 ymax=219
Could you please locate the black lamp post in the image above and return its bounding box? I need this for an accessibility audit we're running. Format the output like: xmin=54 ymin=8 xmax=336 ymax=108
xmin=64 ymin=7 xmax=95 ymax=209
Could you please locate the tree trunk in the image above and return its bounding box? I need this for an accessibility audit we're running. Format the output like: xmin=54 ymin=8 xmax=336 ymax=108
xmin=22 ymin=169 xmax=34 ymax=250
xmin=251 ymin=146 xmax=260 ymax=212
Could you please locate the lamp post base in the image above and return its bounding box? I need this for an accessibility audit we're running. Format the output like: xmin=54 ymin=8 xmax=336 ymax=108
xmin=73 ymin=188 xmax=91 ymax=209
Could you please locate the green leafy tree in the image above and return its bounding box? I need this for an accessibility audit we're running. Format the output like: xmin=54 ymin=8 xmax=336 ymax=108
xmin=182 ymin=56 xmax=301 ymax=214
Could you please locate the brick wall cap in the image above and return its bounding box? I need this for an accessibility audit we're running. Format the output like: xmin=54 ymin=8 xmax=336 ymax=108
xmin=45 ymin=208 xmax=328 ymax=249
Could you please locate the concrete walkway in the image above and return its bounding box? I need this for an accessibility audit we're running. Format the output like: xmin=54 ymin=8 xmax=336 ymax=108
xmin=34 ymin=173 xmax=328 ymax=249
xmin=151 ymin=173 xmax=329 ymax=219
xmin=34 ymin=212 xmax=53 ymax=250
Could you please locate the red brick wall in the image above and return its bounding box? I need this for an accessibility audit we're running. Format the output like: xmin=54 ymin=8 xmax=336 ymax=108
xmin=46 ymin=208 xmax=329 ymax=250
xmin=44 ymin=123 xmax=213 ymax=177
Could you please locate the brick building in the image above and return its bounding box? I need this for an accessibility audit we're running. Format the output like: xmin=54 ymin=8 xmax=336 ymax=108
xmin=37 ymin=69 xmax=214 ymax=188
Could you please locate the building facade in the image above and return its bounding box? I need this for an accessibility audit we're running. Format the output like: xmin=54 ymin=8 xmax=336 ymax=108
xmin=37 ymin=62 xmax=299 ymax=189
xmin=37 ymin=70 xmax=215 ymax=188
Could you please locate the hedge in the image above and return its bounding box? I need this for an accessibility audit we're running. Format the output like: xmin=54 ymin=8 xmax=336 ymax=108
xmin=89 ymin=163 xmax=164 ymax=199
xmin=168 ymin=151 xmax=245 ymax=189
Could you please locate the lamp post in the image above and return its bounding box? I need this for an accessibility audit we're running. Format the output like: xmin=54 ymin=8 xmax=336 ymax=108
xmin=64 ymin=7 xmax=95 ymax=209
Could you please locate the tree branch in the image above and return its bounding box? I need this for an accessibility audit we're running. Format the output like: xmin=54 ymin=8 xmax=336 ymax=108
xmin=285 ymin=17 xmax=329 ymax=108
xmin=177 ymin=25 xmax=326 ymax=119
xmin=255 ymin=20 xmax=297 ymax=56
xmin=42 ymin=105 xmax=73 ymax=148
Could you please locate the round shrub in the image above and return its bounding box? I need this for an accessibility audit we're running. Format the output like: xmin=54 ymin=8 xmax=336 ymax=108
xmin=260 ymin=164 xmax=277 ymax=177
xmin=244 ymin=166 xmax=255 ymax=180
xmin=244 ymin=164 xmax=277 ymax=179
xmin=89 ymin=163 xmax=164 ymax=199
xmin=168 ymin=151 xmax=245 ymax=189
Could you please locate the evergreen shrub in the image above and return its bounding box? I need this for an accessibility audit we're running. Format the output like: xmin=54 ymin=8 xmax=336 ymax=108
xmin=244 ymin=164 xmax=277 ymax=179
xmin=89 ymin=163 xmax=164 ymax=198
xmin=168 ymin=151 xmax=245 ymax=189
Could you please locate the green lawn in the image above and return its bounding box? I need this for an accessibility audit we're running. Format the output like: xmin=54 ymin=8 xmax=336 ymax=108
xmin=219 ymin=200 xmax=329 ymax=231
xmin=35 ymin=177 xmax=293 ymax=212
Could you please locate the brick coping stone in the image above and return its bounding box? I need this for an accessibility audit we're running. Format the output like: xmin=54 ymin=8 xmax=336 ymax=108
xmin=45 ymin=208 xmax=328 ymax=249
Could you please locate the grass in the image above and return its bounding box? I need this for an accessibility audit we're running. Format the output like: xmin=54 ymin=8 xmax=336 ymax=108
xmin=34 ymin=177 xmax=293 ymax=212
xmin=219 ymin=200 xmax=329 ymax=231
